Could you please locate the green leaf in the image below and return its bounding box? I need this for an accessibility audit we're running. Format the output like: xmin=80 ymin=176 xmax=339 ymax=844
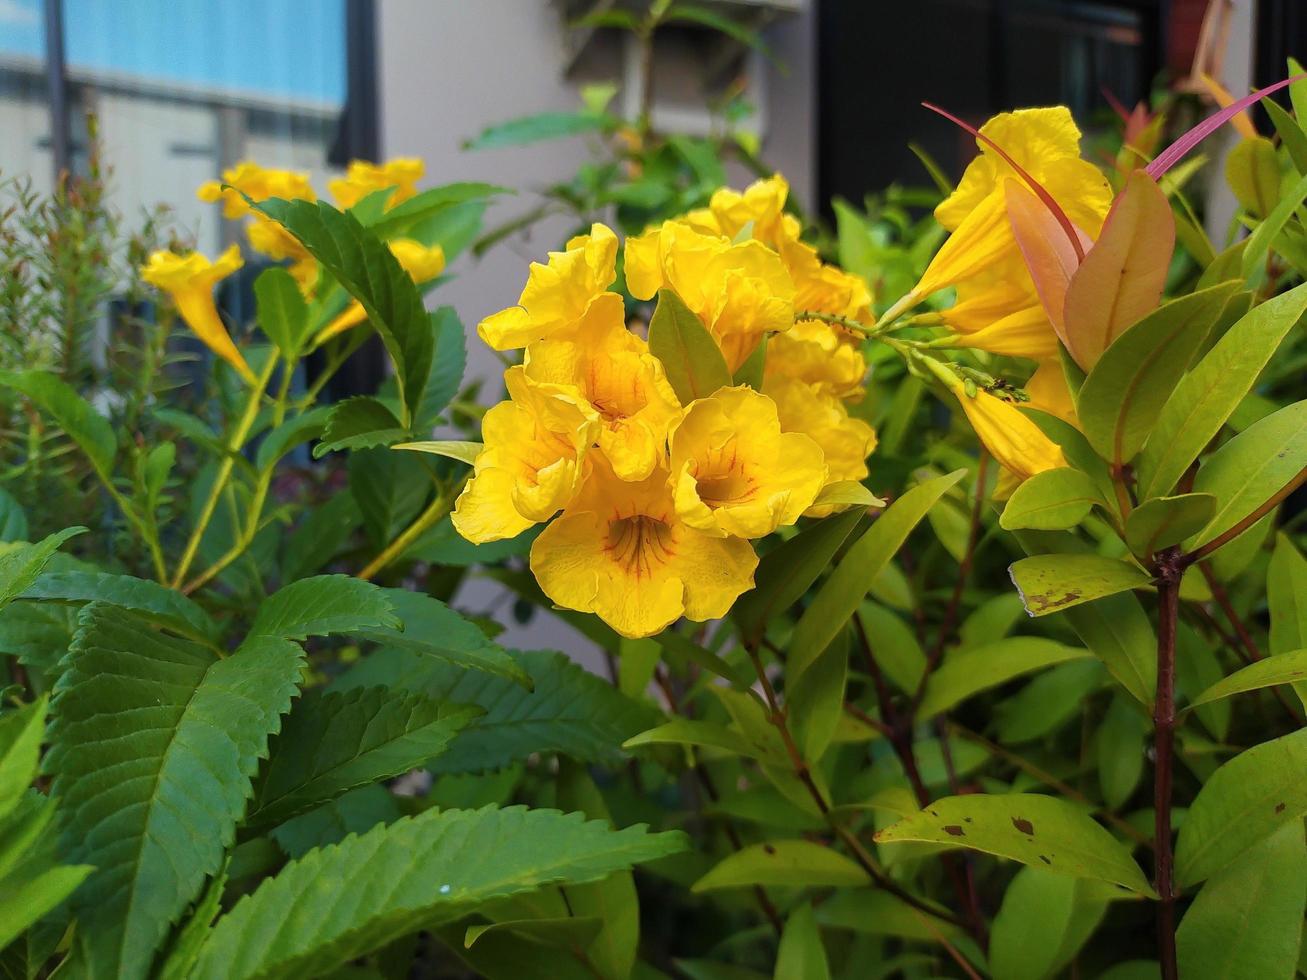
xmin=0 ymin=371 xmax=116 ymax=481
xmin=313 ymin=397 xmax=408 ymax=457
xmin=270 ymin=784 xmax=401 ymax=859
xmin=282 ymin=492 xmax=362 ymax=582
xmin=816 ymin=888 xmax=967 ymax=944
xmin=1175 ymin=728 xmax=1307 ymax=887
xmin=247 ymin=688 xmax=481 ymax=826
xmin=392 ymin=439 xmax=482 ymax=464
xmin=254 ymin=266 xmax=310 ymax=358
xmin=1243 ymin=170 xmax=1307 ymax=284
xmin=1266 ymin=97 xmax=1307 ymax=175
xmin=190 ymin=806 xmax=685 ymax=980
xmin=732 ymin=333 xmax=767 ymax=389
xmin=1097 ymin=696 xmax=1148 ymax=809
xmin=0 ymin=487 xmax=28 ymax=542
xmin=249 ymin=575 xmax=399 ymax=642
xmin=251 ymin=198 xmax=434 ymax=426
xmin=1225 ymin=136 xmax=1281 ymax=218
xmin=463 ymin=111 xmax=613 ymax=151
xmin=775 ymin=903 xmax=830 ymax=980
xmin=1189 ymin=649 xmax=1307 ymax=707
xmin=1009 ymin=554 xmax=1153 ymax=617
xmin=414 ymin=307 xmax=467 ymax=430
xmin=811 ymin=481 xmax=885 ymax=511
xmin=788 ymin=626 xmax=849 ymax=763
xmin=22 ymin=570 xmax=216 ymax=642
xmin=255 ymin=405 xmax=332 ymax=472
xmin=46 ymin=606 xmax=304 ymax=979
xmin=1125 ymin=493 xmax=1217 ymax=558
xmin=0 ymin=863 xmax=93 ymax=951
xmin=337 ymin=648 xmax=658 ymax=773
xmin=664 ymin=3 xmax=778 ymax=64
xmin=1267 ymin=535 xmax=1307 ymax=701
xmin=789 ymin=471 xmax=965 ymax=683
xmin=0 ymin=528 xmax=85 ymax=612
xmin=1000 ymin=467 xmax=1102 ymax=530
xmin=1177 ymin=823 xmax=1306 ymax=980
xmin=691 ymin=841 xmax=871 ymax=892
xmin=875 ymin=793 xmax=1154 ymax=895
xmin=358 ymin=588 xmax=532 ymax=686
xmin=732 ymin=508 xmax=864 ymax=645
xmin=1189 ymin=399 xmax=1307 ymax=553
xmin=989 ymin=867 xmax=1116 ymax=980
xmin=916 ymin=638 xmax=1090 ymax=720
xmin=647 ymin=288 xmax=732 ymax=404
xmin=1078 ymin=283 xmax=1238 ymax=466
xmin=623 ymin=718 xmax=767 ymax=761
xmin=0 ymin=695 xmax=46 ymax=821
xmin=349 ymin=446 xmax=431 ymax=548
xmin=1136 ymin=282 xmax=1307 ymax=499
xmin=367 ymin=182 xmax=510 ymax=238
xmin=463 ymin=917 xmax=603 ymax=951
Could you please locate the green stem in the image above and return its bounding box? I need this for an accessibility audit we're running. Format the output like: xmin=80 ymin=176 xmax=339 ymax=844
xmin=355 ymin=474 xmax=468 ymax=582
xmin=170 ymin=353 xmax=279 ymax=588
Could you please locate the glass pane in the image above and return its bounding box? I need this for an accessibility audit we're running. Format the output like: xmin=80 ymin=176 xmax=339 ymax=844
xmin=0 ymin=0 xmax=53 ymax=196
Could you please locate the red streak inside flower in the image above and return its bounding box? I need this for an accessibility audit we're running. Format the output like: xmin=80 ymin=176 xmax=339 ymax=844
xmin=922 ymin=102 xmax=1086 ymax=263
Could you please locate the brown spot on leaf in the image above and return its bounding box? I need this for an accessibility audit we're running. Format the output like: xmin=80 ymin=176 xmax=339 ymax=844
xmin=763 ymin=844 xmax=777 ymax=855
xmin=944 ymin=825 xmax=966 ymax=837
xmin=1012 ymin=817 xmax=1035 ymax=836
xmin=1039 ymin=855 xmax=1052 ymax=865
xmin=1025 ymin=589 xmax=1083 ymax=613
xmin=1276 ymin=802 xmax=1287 ymax=814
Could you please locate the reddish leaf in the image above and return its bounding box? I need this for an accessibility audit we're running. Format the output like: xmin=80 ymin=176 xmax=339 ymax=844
xmin=1062 ymin=170 xmax=1175 ymax=370
xmin=1005 ymin=180 xmax=1090 ymax=337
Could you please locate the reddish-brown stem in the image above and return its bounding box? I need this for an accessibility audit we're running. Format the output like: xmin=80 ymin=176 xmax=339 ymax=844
xmin=1182 ymin=465 xmax=1307 ymax=565
xmin=1153 ymin=549 xmax=1182 ymax=980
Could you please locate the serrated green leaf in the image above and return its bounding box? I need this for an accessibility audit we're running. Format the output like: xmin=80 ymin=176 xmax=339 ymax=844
xmin=1189 ymin=399 xmax=1307 ymax=553
xmin=247 ymin=687 xmax=481 ymax=826
xmin=46 ymin=606 xmax=305 ymax=979
xmin=1137 ymin=282 xmax=1307 ymax=499
xmin=349 ymin=446 xmax=431 ymax=548
xmin=1175 ymin=728 xmax=1307 ymax=887
xmin=368 ymin=182 xmax=510 ymax=238
xmin=281 ymin=492 xmax=362 ymax=583
xmin=917 ymin=638 xmax=1090 ymax=720
xmin=337 ymin=647 xmax=658 ymax=773
xmin=254 ymin=266 xmax=310 ymax=358
xmin=249 ymin=575 xmax=398 ymax=641
xmin=1009 ymin=554 xmax=1153 ymax=617
xmin=692 ymin=841 xmax=871 ymax=892
xmin=0 ymin=696 xmax=46 ymax=821
xmin=1125 ymin=493 xmax=1217 ymax=558
xmin=1078 ymin=283 xmax=1238 ymax=466
xmin=0 ymin=371 xmax=116 ymax=480
xmin=1000 ymin=467 xmax=1102 ymax=530
xmin=875 ymin=794 xmax=1153 ymax=895
xmin=270 ymin=784 xmax=402 ymax=859
xmin=314 ymin=397 xmax=407 ymax=457
xmin=414 ymin=306 xmax=467 ymax=431
xmin=1177 ymin=822 xmax=1306 ymax=980
xmin=256 ymin=405 xmax=332 ymax=472
xmin=190 ymin=805 xmax=685 ymax=980
xmin=0 ymin=528 xmax=85 ymax=612
xmin=647 ymin=288 xmax=732 ymax=405
xmin=251 ymin=198 xmax=434 ymax=425
xmin=22 ymin=570 xmax=215 ymax=642
xmin=789 ymin=471 xmax=964 ymax=684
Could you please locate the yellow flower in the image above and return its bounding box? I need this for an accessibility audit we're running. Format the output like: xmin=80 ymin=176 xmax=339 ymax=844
xmin=783 ymin=238 xmax=874 ymax=322
xmin=765 ymin=319 xmax=867 ymax=401
xmin=479 ymin=224 xmax=619 ymax=350
xmin=141 ymin=245 xmax=255 ymax=384
xmin=197 ymin=161 xmax=316 ymax=220
xmin=704 ymin=174 xmax=801 ymax=248
xmin=245 ymin=217 xmax=317 ymax=290
xmin=329 ymin=157 xmax=425 ymax=210
xmin=317 ymin=239 xmax=447 ymax=343
xmin=523 ymin=292 xmax=681 ymax=481
xmin=953 ymin=384 xmax=1066 ymax=481
xmin=1024 ymin=360 xmax=1078 ymax=425
xmin=625 ymin=220 xmax=795 ymax=371
xmin=764 ymin=375 xmax=878 ymax=512
xmin=668 ymin=386 xmax=826 ymax=538
xmin=450 ymin=367 xmax=598 ymax=543
xmin=912 ymin=108 xmax=1112 ymax=332
xmin=530 ymin=455 xmax=758 ymax=638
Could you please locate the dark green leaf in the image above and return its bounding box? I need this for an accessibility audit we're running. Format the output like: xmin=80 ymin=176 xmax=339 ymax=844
xmin=249 ymin=575 xmax=399 ymax=641
xmin=0 ymin=371 xmax=116 ymax=480
xmin=414 ymin=307 xmax=467 ymax=431
xmin=313 ymin=397 xmax=407 ymax=458
xmin=0 ymin=528 xmax=85 ymax=612
xmin=692 ymin=841 xmax=870 ymax=892
xmin=254 ymin=267 xmax=310 ymax=358
xmin=22 ymin=570 xmax=215 ymax=642
xmin=0 ymin=488 xmax=28 ymax=542
xmin=0 ymin=696 xmax=46 ymax=821
xmin=256 ymin=406 xmax=332 ymax=472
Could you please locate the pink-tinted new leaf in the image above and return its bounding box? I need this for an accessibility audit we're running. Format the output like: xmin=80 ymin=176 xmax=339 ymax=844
xmin=1005 ymin=179 xmax=1088 ymax=338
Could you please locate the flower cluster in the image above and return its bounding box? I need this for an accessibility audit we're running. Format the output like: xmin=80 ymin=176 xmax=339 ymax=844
xmin=453 ymin=176 xmax=878 ymax=638
xmin=143 ymin=159 xmax=444 ymax=379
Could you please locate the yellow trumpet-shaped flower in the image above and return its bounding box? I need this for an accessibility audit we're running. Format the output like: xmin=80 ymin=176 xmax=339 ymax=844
xmin=197 ymin=161 xmax=316 ymax=220
xmin=141 ymin=245 xmax=255 ymax=384
xmin=479 ymin=224 xmax=619 ymax=351
xmin=318 ymin=239 xmax=447 ymax=343
xmin=329 ymin=157 xmax=425 ymax=210
xmin=669 ymin=386 xmax=826 ymax=538
xmin=783 ymin=238 xmax=875 ymax=323
xmin=451 ymin=367 xmax=599 ymax=543
xmin=950 ymin=381 xmax=1066 ymax=482
xmin=245 ymin=217 xmax=318 ymax=291
xmin=699 ymin=174 xmax=801 ymax=249
xmin=524 ymin=292 xmax=681 ymax=482
xmin=625 ymin=220 xmax=795 ymax=371
xmin=530 ymin=455 xmax=759 ymax=639
xmin=765 ymin=319 xmax=868 ymax=401
xmin=763 ymin=375 xmax=878 ymax=515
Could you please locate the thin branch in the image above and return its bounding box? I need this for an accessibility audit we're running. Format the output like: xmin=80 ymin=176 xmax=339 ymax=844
xmin=1182 ymin=465 xmax=1307 ymax=565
